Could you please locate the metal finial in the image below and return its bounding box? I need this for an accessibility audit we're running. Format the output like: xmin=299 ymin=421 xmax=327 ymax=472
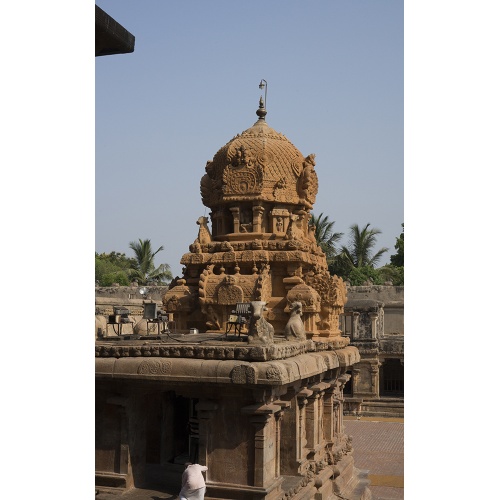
xmin=257 ymin=79 xmax=268 ymax=120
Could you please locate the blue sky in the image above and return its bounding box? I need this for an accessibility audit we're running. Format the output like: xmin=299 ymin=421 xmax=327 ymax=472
xmin=96 ymin=0 xmax=403 ymax=278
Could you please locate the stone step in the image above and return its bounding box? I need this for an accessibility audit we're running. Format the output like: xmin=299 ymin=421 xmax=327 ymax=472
xmin=341 ymin=468 xmax=372 ymax=500
xmin=358 ymin=401 xmax=404 ymax=418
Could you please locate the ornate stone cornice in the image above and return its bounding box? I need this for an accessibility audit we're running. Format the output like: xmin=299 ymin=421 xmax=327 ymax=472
xmin=95 ymin=346 xmax=361 ymax=386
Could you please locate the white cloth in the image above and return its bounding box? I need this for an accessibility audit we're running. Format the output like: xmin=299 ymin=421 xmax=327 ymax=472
xmin=179 ymin=464 xmax=208 ymax=500
xmin=179 ymin=486 xmax=206 ymax=500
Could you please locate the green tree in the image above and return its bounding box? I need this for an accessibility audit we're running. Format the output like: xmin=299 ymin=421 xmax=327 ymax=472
xmin=128 ymin=239 xmax=172 ymax=285
xmin=378 ymin=264 xmax=404 ymax=286
xmin=338 ymin=223 xmax=388 ymax=268
xmin=346 ymin=266 xmax=385 ymax=286
xmin=95 ymin=252 xmax=136 ymax=286
xmin=329 ymin=223 xmax=389 ymax=282
xmin=308 ymin=212 xmax=343 ymax=265
xmin=390 ymin=223 xmax=404 ymax=267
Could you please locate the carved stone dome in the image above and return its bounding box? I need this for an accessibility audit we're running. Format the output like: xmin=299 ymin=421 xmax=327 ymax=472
xmin=200 ymin=105 xmax=318 ymax=210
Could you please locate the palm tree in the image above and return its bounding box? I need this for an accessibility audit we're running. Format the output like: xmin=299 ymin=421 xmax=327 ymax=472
xmin=128 ymin=239 xmax=173 ymax=285
xmin=308 ymin=212 xmax=343 ymax=264
xmin=338 ymin=223 xmax=389 ymax=269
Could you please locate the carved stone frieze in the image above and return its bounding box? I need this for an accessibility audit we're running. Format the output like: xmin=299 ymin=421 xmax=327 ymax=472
xmin=137 ymin=360 xmax=172 ymax=375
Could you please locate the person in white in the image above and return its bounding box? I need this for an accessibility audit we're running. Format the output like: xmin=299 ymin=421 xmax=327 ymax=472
xmin=179 ymin=462 xmax=208 ymax=500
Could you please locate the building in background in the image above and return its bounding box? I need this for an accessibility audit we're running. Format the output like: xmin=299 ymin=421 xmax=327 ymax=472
xmin=342 ymin=286 xmax=404 ymax=418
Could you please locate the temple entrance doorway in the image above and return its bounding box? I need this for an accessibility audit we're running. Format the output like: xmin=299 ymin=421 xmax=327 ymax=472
xmin=142 ymin=391 xmax=199 ymax=493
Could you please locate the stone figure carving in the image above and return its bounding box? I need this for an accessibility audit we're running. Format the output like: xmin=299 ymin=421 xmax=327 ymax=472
xmin=276 ymin=216 xmax=284 ymax=233
xmin=298 ymin=153 xmax=318 ymax=204
xmin=284 ymin=301 xmax=306 ymax=341
xmin=196 ymin=216 xmax=212 ymax=244
xmin=220 ymin=240 xmax=234 ymax=252
xmin=189 ymin=241 xmax=202 ymax=253
xmin=200 ymin=173 xmax=212 ymax=206
xmin=273 ymin=177 xmax=287 ymax=201
xmin=231 ymin=145 xmax=252 ymax=168
xmin=165 ymin=295 xmax=180 ymax=312
xmin=285 ymin=214 xmax=304 ymax=241
xmin=247 ymin=301 xmax=274 ymax=344
xmin=204 ymin=305 xmax=221 ymax=330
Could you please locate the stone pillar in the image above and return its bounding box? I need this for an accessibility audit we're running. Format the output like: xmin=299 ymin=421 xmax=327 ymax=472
xmin=368 ymin=311 xmax=379 ymax=339
xmin=196 ymin=400 xmax=218 ymax=473
xmin=352 ymin=312 xmax=360 ymax=339
xmin=252 ymin=205 xmax=265 ymax=233
xmin=305 ymin=390 xmax=319 ymax=458
xmin=297 ymin=388 xmax=313 ymax=470
xmin=126 ymin=393 xmax=148 ymax=488
xmin=278 ymin=391 xmax=300 ymax=476
xmin=336 ymin=374 xmax=350 ymax=433
xmin=369 ymin=363 xmax=380 ymax=396
xmin=230 ymin=207 xmax=240 ymax=233
xmin=161 ymin=391 xmax=176 ymax=465
xmin=210 ymin=209 xmax=225 ymax=237
xmin=241 ymin=403 xmax=281 ymax=488
xmin=273 ymin=410 xmax=284 ymax=479
xmin=272 ymin=400 xmax=290 ymax=480
xmin=352 ymin=367 xmax=361 ymax=395
xmin=308 ymin=382 xmax=331 ymax=458
xmin=322 ymin=385 xmax=335 ymax=445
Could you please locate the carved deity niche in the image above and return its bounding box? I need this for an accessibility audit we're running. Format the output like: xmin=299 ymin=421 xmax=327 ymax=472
xmin=270 ymin=208 xmax=290 ymax=235
xmin=239 ymin=209 xmax=253 ymax=233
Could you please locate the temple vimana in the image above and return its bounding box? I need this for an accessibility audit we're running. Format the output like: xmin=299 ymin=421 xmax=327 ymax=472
xmin=96 ymin=95 xmax=403 ymax=499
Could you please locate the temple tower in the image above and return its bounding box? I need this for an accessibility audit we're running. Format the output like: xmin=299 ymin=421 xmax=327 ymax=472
xmin=164 ymin=97 xmax=347 ymax=343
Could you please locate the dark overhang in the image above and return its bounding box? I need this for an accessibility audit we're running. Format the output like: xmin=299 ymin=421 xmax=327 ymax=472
xmin=95 ymin=4 xmax=135 ymax=57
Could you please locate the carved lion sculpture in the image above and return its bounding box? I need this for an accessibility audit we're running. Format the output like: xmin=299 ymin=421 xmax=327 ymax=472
xmin=284 ymin=301 xmax=306 ymax=341
xmin=247 ymin=300 xmax=274 ymax=344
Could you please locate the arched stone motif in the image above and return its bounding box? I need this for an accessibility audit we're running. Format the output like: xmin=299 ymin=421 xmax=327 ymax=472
xmin=217 ymin=276 xmax=244 ymax=305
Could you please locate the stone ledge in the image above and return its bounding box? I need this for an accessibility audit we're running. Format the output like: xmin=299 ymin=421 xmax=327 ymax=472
xmin=95 ymin=336 xmax=352 ymax=361
xmin=95 ymin=347 xmax=360 ymax=385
